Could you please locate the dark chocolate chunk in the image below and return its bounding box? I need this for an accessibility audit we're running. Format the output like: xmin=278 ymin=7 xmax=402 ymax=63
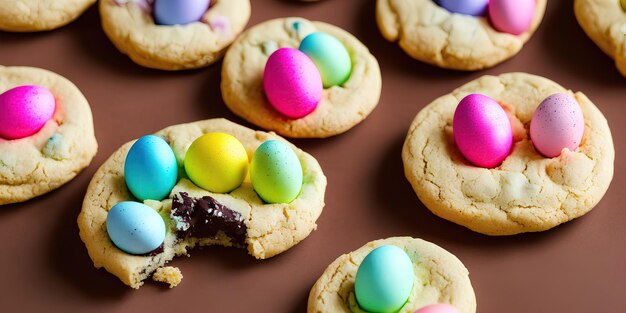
xmin=170 ymin=192 xmax=247 ymax=247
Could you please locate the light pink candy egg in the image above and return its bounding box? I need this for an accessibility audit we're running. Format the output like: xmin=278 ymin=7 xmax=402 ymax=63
xmin=263 ymin=47 xmax=322 ymax=119
xmin=530 ymin=93 xmax=584 ymax=158
xmin=453 ymin=93 xmax=513 ymax=168
xmin=0 ymin=85 xmax=55 ymax=140
xmin=489 ymin=0 xmax=535 ymax=35
xmin=413 ymin=304 xmax=462 ymax=313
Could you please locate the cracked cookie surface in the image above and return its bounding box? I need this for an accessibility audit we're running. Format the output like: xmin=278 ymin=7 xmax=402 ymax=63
xmin=78 ymin=118 xmax=327 ymax=288
xmin=221 ymin=18 xmax=382 ymax=138
xmin=574 ymin=0 xmax=626 ymax=77
xmin=402 ymin=73 xmax=614 ymax=235
xmin=376 ymin=0 xmax=546 ymax=70
xmin=100 ymin=0 xmax=250 ymax=70
xmin=0 ymin=0 xmax=96 ymax=32
xmin=307 ymin=237 xmax=476 ymax=313
xmin=0 ymin=66 xmax=98 ymax=205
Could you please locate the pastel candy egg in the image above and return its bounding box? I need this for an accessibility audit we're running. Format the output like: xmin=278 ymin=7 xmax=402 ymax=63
xmin=184 ymin=132 xmax=248 ymax=193
xmin=489 ymin=0 xmax=535 ymax=35
xmin=106 ymin=201 xmax=166 ymax=255
xmin=250 ymin=140 xmax=303 ymax=204
xmin=453 ymin=93 xmax=513 ymax=168
xmin=414 ymin=304 xmax=462 ymax=313
xmin=437 ymin=0 xmax=489 ymax=16
xmin=530 ymin=93 xmax=584 ymax=158
xmin=263 ymin=47 xmax=322 ymax=119
xmin=153 ymin=0 xmax=211 ymax=26
xmin=299 ymin=32 xmax=352 ymax=87
xmin=355 ymin=245 xmax=414 ymax=313
xmin=124 ymin=135 xmax=178 ymax=201
xmin=0 ymin=85 xmax=55 ymax=140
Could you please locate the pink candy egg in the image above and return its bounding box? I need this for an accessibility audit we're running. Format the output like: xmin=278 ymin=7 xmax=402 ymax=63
xmin=414 ymin=304 xmax=462 ymax=313
xmin=453 ymin=93 xmax=513 ymax=168
xmin=489 ymin=0 xmax=535 ymax=35
xmin=530 ymin=93 xmax=584 ymax=158
xmin=263 ymin=47 xmax=322 ymax=119
xmin=0 ymin=85 xmax=55 ymax=140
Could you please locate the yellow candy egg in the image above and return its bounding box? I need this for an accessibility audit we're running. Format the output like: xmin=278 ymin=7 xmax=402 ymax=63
xmin=184 ymin=132 xmax=249 ymax=193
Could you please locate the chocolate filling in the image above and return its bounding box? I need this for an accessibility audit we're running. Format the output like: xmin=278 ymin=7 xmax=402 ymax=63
xmin=170 ymin=192 xmax=247 ymax=247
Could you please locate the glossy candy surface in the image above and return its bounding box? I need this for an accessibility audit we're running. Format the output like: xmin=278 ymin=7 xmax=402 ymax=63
xmin=153 ymin=0 xmax=211 ymax=26
xmin=489 ymin=0 xmax=535 ymax=35
xmin=124 ymin=135 xmax=178 ymax=201
xmin=106 ymin=201 xmax=166 ymax=255
xmin=530 ymin=93 xmax=584 ymax=158
xmin=299 ymin=32 xmax=352 ymax=88
xmin=250 ymin=140 xmax=303 ymax=204
xmin=453 ymin=93 xmax=513 ymax=168
xmin=437 ymin=0 xmax=489 ymax=16
xmin=0 ymin=85 xmax=55 ymax=140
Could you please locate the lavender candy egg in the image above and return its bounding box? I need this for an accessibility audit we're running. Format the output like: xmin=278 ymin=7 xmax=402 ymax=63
xmin=530 ymin=93 xmax=584 ymax=158
xmin=263 ymin=47 xmax=323 ymax=119
xmin=153 ymin=0 xmax=211 ymax=26
xmin=453 ymin=94 xmax=513 ymax=168
xmin=437 ymin=0 xmax=489 ymax=16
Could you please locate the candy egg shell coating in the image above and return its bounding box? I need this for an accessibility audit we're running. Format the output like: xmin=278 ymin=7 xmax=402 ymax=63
xmin=355 ymin=245 xmax=414 ymax=313
xmin=530 ymin=93 xmax=584 ymax=158
xmin=106 ymin=201 xmax=166 ymax=255
xmin=436 ymin=0 xmax=489 ymax=16
xmin=153 ymin=0 xmax=211 ymax=26
xmin=413 ymin=304 xmax=462 ymax=313
xmin=453 ymin=93 xmax=513 ymax=168
xmin=263 ymin=47 xmax=323 ymax=119
xmin=0 ymin=85 xmax=55 ymax=140
xmin=489 ymin=0 xmax=535 ymax=35
xmin=299 ymin=32 xmax=352 ymax=88
xmin=250 ymin=140 xmax=303 ymax=204
xmin=124 ymin=135 xmax=178 ymax=201
xmin=184 ymin=132 xmax=249 ymax=193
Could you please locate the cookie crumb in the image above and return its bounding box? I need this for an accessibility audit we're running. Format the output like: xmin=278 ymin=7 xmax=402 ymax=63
xmin=42 ymin=133 xmax=70 ymax=160
xmin=152 ymin=267 xmax=183 ymax=288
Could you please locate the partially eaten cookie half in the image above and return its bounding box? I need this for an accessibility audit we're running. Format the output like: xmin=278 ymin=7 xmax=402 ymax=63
xmin=78 ymin=119 xmax=327 ymax=288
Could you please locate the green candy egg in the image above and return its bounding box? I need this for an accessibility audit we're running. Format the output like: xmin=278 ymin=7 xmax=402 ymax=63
xmin=299 ymin=32 xmax=352 ymax=88
xmin=355 ymin=245 xmax=414 ymax=313
xmin=250 ymin=140 xmax=303 ymax=204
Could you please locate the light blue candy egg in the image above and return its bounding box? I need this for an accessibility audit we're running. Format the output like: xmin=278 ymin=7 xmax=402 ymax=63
xmin=250 ymin=140 xmax=303 ymax=204
xmin=153 ymin=0 xmax=211 ymax=26
xmin=299 ymin=32 xmax=352 ymax=88
xmin=355 ymin=245 xmax=415 ymax=313
xmin=124 ymin=135 xmax=178 ymax=201
xmin=106 ymin=201 xmax=166 ymax=255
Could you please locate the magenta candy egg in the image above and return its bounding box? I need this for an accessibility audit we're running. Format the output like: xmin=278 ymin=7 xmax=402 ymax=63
xmin=0 ymin=85 xmax=55 ymax=140
xmin=489 ymin=0 xmax=535 ymax=35
xmin=453 ymin=93 xmax=513 ymax=168
xmin=263 ymin=47 xmax=322 ymax=119
xmin=414 ymin=304 xmax=462 ymax=313
xmin=530 ymin=93 xmax=584 ymax=158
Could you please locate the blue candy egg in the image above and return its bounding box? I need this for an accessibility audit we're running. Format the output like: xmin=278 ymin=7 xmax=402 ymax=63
xmin=153 ymin=0 xmax=211 ymax=26
xmin=355 ymin=245 xmax=415 ymax=313
xmin=299 ymin=32 xmax=352 ymax=88
xmin=106 ymin=201 xmax=166 ymax=255
xmin=437 ymin=0 xmax=489 ymax=16
xmin=124 ymin=135 xmax=178 ymax=201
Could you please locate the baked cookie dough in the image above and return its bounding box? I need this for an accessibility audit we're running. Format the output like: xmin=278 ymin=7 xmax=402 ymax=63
xmin=0 ymin=66 xmax=97 ymax=205
xmin=221 ymin=18 xmax=382 ymax=138
xmin=376 ymin=0 xmax=547 ymax=70
xmin=0 ymin=0 xmax=96 ymax=32
xmin=402 ymin=73 xmax=614 ymax=235
xmin=308 ymin=237 xmax=476 ymax=313
xmin=575 ymin=0 xmax=626 ymax=77
xmin=78 ymin=118 xmax=327 ymax=288
xmin=100 ymin=0 xmax=251 ymax=70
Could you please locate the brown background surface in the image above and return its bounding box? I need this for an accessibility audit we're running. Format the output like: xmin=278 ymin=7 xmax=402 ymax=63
xmin=1 ymin=0 xmax=625 ymax=312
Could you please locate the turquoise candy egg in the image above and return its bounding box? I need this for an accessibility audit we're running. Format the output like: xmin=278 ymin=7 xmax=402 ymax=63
xmin=124 ymin=135 xmax=178 ymax=201
xmin=355 ymin=245 xmax=415 ymax=313
xmin=250 ymin=140 xmax=303 ymax=204
xmin=106 ymin=201 xmax=166 ymax=255
xmin=299 ymin=32 xmax=352 ymax=88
